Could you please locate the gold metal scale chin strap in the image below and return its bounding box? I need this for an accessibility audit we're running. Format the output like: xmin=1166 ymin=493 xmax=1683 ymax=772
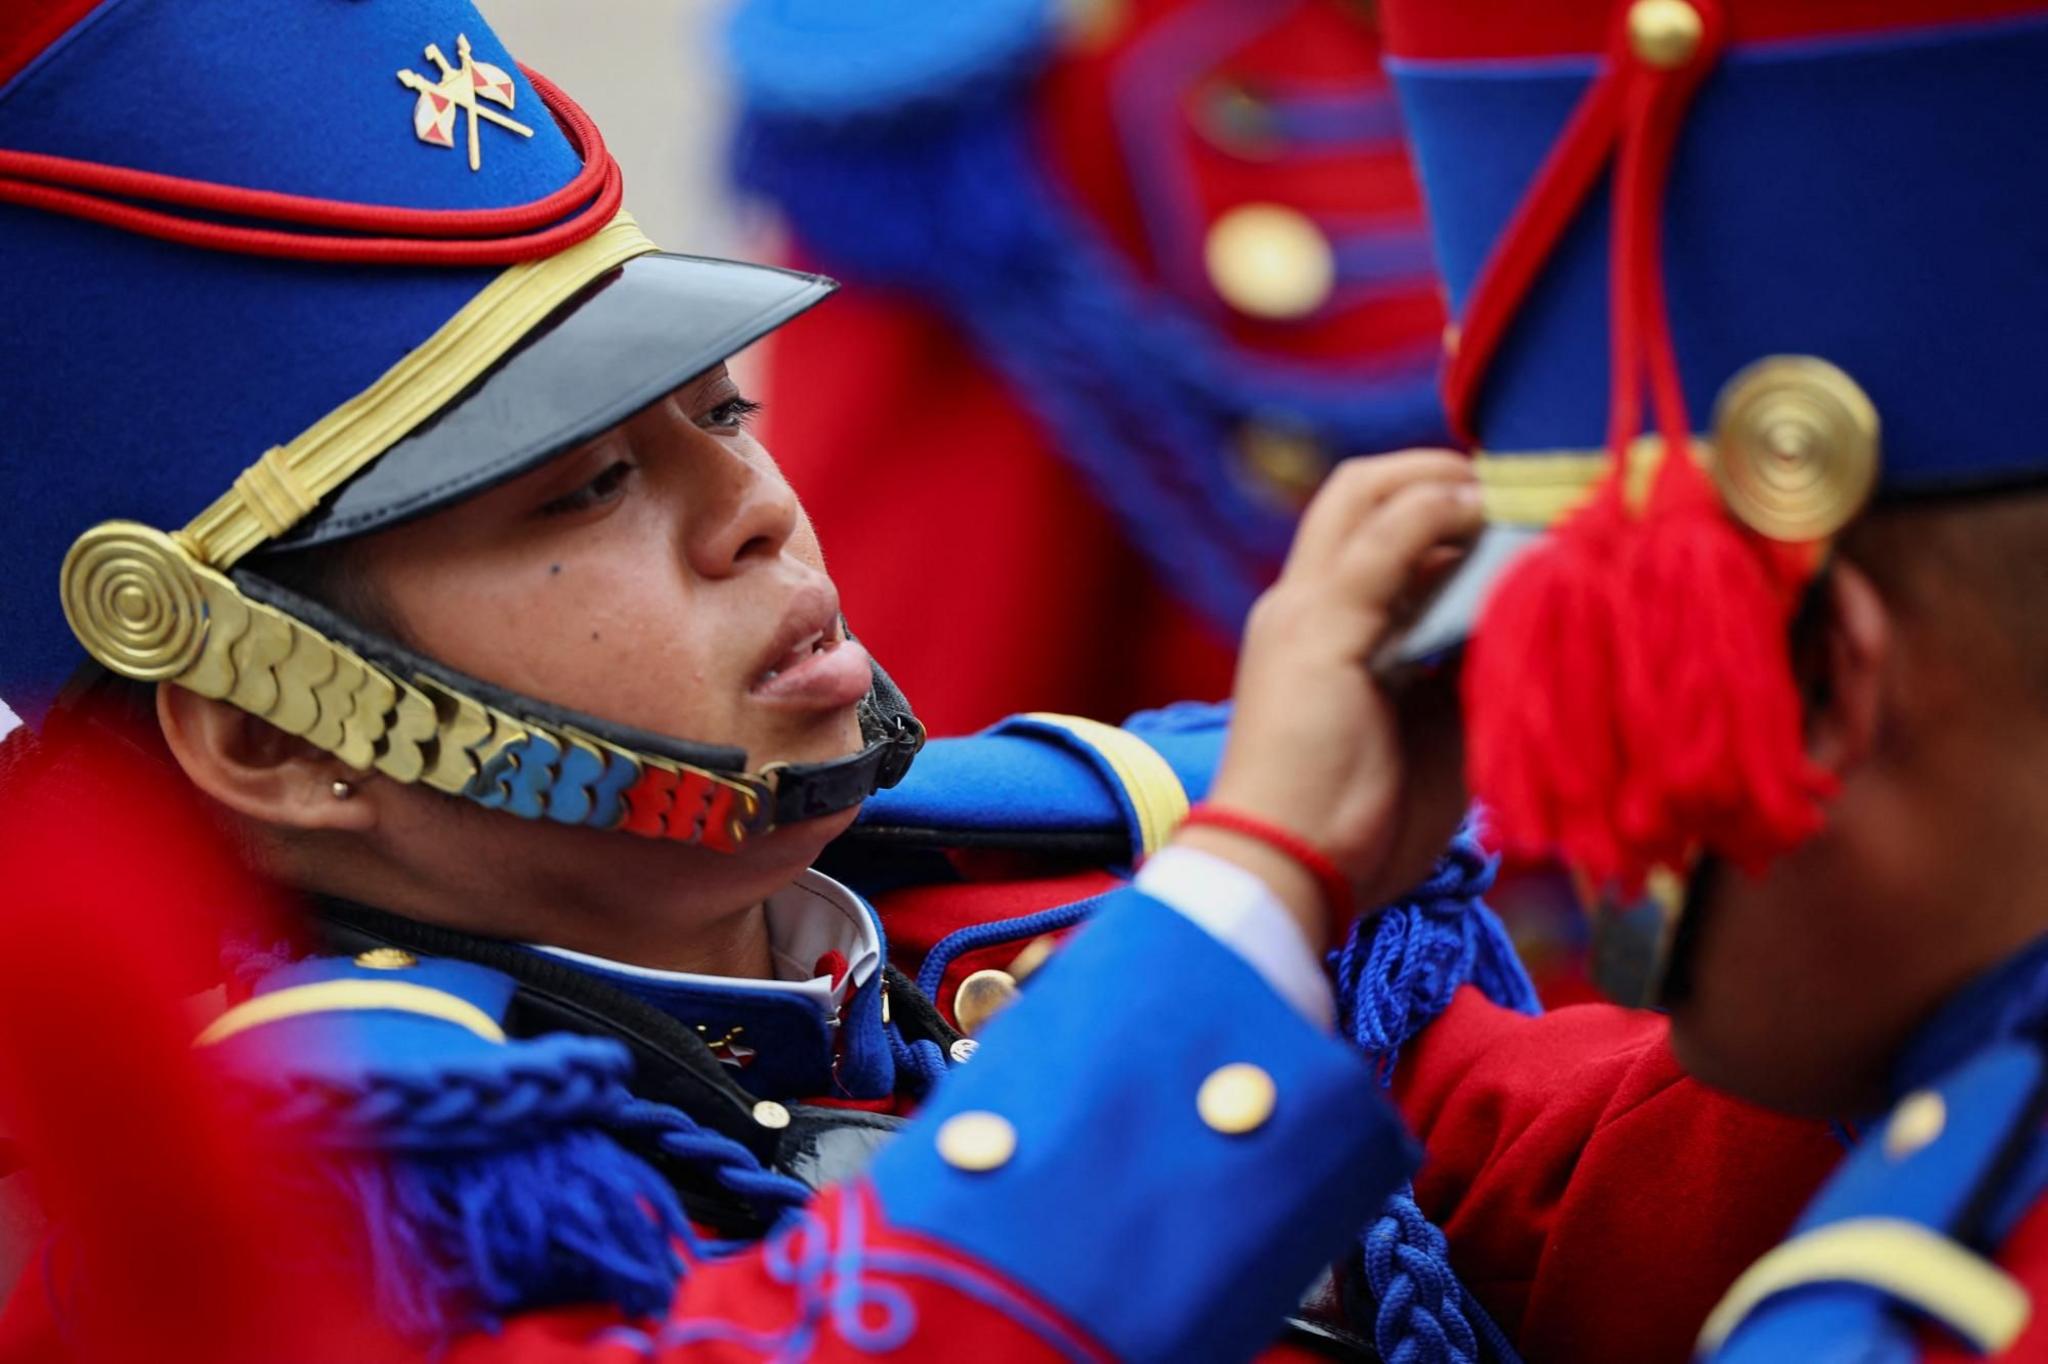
xmin=58 ymin=212 xmax=915 ymax=852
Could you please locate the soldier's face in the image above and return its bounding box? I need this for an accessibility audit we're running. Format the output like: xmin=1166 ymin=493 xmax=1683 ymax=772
xmin=347 ymin=364 xmax=871 ymax=775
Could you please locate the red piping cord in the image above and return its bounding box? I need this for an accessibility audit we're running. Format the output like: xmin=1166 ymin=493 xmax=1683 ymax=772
xmin=0 ymin=67 xmax=621 ymax=265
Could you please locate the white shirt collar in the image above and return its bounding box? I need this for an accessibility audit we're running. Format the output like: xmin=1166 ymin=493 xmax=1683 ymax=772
xmin=528 ymin=868 xmax=882 ymax=1014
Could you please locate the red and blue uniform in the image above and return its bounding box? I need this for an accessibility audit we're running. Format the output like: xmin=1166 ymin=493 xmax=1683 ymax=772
xmin=1376 ymin=0 xmax=2048 ymax=1356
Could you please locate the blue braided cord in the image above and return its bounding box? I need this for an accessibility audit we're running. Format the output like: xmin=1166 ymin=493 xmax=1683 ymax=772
xmin=1331 ymin=818 xmax=1539 ymax=1364
xmin=612 ymin=1097 xmax=816 ymax=1235
xmin=1363 ymin=1188 xmax=1478 ymax=1364
xmin=888 ymin=1028 xmax=950 ymax=1100
xmin=242 ymin=1034 xmax=655 ymax=1152
xmin=734 ymin=87 xmax=1445 ymax=635
xmin=912 ymin=894 xmax=1107 ymax=1003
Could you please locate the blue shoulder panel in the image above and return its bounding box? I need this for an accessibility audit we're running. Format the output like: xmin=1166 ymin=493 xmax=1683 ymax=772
xmin=1703 ymin=1041 xmax=2047 ymax=1362
xmin=855 ymin=702 xmax=1228 ymax=860
xmin=870 ymin=886 xmax=1415 ymax=1362
xmin=200 ymin=952 xmax=691 ymax=1334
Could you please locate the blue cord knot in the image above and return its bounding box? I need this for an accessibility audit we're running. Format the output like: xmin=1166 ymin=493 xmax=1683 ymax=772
xmin=1330 ymin=817 xmax=1539 ymax=1364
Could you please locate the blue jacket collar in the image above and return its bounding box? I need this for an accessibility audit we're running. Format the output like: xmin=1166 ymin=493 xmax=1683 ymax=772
xmin=527 ymin=870 xmax=897 ymax=1101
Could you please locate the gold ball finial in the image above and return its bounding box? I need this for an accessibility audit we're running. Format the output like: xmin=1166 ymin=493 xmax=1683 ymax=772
xmin=1711 ymin=355 xmax=1881 ymax=543
xmin=1627 ymin=0 xmax=1704 ymax=68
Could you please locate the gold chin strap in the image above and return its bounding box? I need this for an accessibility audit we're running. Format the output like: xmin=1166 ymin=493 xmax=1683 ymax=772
xmin=63 ymin=522 xmax=773 ymax=852
xmin=175 ymin=211 xmax=658 ymax=572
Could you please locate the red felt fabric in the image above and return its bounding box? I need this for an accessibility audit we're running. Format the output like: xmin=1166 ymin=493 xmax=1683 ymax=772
xmin=0 ymin=0 xmax=104 ymax=89
xmin=1393 ymin=987 xmax=1844 ymax=1362
xmin=874 ymin=868 xmax=1121 ymax=1024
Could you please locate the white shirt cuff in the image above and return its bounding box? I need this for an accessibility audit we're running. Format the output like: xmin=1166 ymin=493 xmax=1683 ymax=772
xmin=1134 ymin=844 xmax=1335 ymax=1030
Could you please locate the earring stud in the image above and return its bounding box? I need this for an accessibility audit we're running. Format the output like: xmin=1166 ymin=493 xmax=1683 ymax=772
xmin=331 ymin=780 xmax=354 ymax=800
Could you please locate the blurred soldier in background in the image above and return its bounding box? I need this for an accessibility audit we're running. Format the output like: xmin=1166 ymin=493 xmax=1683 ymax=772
xmin=725 ymin=0 xmax=1446 ymax=734
xmin=1380 ymin=0 xmax=2048 ymax=1355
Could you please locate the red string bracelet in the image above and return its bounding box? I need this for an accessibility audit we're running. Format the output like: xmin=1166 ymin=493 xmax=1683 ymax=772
xmin=1179 ymin=802 xmax=1353 ymax=924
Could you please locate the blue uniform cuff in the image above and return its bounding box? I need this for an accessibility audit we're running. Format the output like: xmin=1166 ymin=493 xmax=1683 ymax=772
xmin=869 ymin=887 xmax=1415 ymax=1362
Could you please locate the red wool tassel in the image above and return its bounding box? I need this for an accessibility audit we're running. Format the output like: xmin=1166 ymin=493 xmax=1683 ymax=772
xmin=1612 ymin=451 xmax=1836 ymax=884
xmin=1464 ymin=482 xmax=1634 ymax=888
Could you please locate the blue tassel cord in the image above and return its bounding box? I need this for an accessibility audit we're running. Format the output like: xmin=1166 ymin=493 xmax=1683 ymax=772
xmin=233 ymin=1032 xmax=820 ymax=1343
xmin=732 ymin=81 xmax=1443 ymax=636
xmin=1329 ymin=820 xmax=1540 ymax=1364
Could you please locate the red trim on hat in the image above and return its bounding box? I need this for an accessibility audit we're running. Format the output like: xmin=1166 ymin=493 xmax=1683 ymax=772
xmin=0 ymin=68 xmax=622 ymax=265
xmin=1382 ymin=0 xmax=2048 ymax=62
xmin=0 ymin=0 xmax=104 ymax=89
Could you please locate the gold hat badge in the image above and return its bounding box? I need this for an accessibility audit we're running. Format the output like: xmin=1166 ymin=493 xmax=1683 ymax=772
xmin=399 ymin=34 xmax=533 ymax=172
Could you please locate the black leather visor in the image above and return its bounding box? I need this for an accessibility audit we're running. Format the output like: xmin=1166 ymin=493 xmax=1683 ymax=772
xmin=271 ymin=251 xmax=835 ymax=551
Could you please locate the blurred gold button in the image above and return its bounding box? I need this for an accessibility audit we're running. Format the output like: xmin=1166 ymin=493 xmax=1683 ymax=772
xmin=953 ymin=968 xmax=1020 ymax=1037
xmin=1234 ymin=424 xmax=1331 ymax=509
xmin=936 ymin=1110 xmax=1016 ymax=1172
xmin=1198 ymin=1063 xmax=1277 ymax=1135
xmin=1884 ymin=1091 xmax=1946 ymax=1162
xmin=752 ymin=1100 xmax=792 ymax=1130
xmin=1007 ymin=934 xmax=1060 ymax=983
xmin=354 ymin=947 xmax=417 ymax=970
xmin=1627 ymin=0 xmax=1703 ymax=68
xmin=1204 ymin=204 xmax=1335 ymax=320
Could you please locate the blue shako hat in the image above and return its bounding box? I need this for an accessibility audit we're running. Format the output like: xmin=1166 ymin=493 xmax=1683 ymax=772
xmin=0 ymin=0 xmax=922 ymax=848
xmin=1369 ymin=0 xmax=2048 ymax=897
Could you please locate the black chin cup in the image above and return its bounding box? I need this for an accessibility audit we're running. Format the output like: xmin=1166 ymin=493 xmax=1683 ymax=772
xmin=234 ymin=570 xmax=924 ymax=841
xmin=1583 ymin=865 xmax=1695 ymax=1009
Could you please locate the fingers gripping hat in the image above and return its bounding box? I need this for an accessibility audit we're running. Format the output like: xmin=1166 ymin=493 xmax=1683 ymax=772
xmin=0 ymin=0 xmax=922 ymax=850
xmin=1377 ymin=0 xmax=2048 ymax=893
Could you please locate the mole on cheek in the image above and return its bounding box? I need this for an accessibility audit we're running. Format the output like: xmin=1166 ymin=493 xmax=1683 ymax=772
xmin=549 ymin=564 xmax=562 ymax=577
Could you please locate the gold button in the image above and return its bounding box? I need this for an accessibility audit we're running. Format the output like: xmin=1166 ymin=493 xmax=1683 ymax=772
xmin=1198 ymin=1063 xmax=1278 ymax=1135
xmin=354 ymin=947 xmax=417 ymax=970
xmin=1627 ymin=0 xmax=1704 ymax=68
xmin=1007 ymin=934 xmax=1060 ymax=984
xmin=1204 ymin=204 xmax=1336 ymax=320
xmin=1884 ymin=1090 xmax=1946 ymax=1162
xmin=953 ymin=968 xmax=1021 ymax=1037
xmin=752 ymin=1100 xmax=792 ymax=1131
xmin=935 ymin=1110 xmax=1016 ymax=1172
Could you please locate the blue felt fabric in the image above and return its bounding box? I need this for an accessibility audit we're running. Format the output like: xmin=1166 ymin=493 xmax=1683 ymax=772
xmin=0 ymin=0 xmax=584 ymax=713
xmin=854 ymin=702 xmax=1228 ymax=845
xmin=1387 ymin=13 xmax=2048 ymax=496
xmin=871 ymin=887 xmax=1414 ymax=1363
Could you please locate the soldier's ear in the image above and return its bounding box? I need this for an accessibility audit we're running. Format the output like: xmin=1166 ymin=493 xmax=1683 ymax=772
xmin=155 ymin=684 xmax=377 ymax=835
xmin=1804 ymin=560 xmax=1890 ymax=776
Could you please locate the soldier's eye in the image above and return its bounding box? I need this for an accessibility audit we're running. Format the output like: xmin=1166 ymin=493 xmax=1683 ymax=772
xmin=540 ymin=460 xmax=636 ymax=516
xmin=703 ymin=396 xmax=764 ymax=431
